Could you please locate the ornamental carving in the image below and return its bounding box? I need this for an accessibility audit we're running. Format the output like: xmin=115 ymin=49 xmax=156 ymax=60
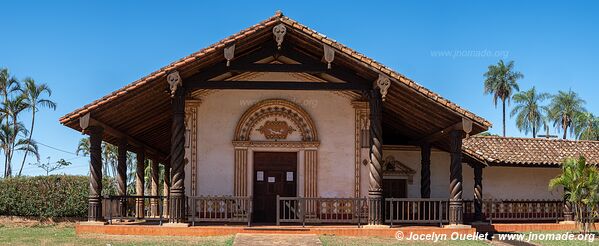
xmin=234 ymin=99 xmax=318 ymax=142
xmin=375 ymin=74 xmax=391 ymax=101
xmin=256 ymin=118 xmax=296 ymax=140
xmin=273 ymin=24 xmax=287 ymax=49
xmin=167 ymin=71 xmax=182 ymax=97
xmin=383 ymin=156 xmax=416 ymax=176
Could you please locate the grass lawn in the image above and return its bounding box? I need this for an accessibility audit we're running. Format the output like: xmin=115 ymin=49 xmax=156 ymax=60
xmin=319 ymin=235 xmax=488 ymax=245
xmin=0 ymin=224 xmax=234 ymax=246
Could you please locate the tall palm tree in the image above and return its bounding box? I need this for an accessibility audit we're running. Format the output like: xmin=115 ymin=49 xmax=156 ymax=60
xmin=17 ymin=78 xmax=56 ymax=176
xmin=0 ymin=68 xmax=21 ymax=177
xmin=574 ymin=112 xmax=599 ymax=141
xmin=0 ymin=122 xmax=38 ymax=176
xmin=0 ymin=95 xmax=28 ymax=177
xmin=548 ymin=90 xmax=586 ymax=139
xmin=510 ymin=87 xmax=550 ymax=138
xmin=484 ymin=60 xmax=523 ymax=137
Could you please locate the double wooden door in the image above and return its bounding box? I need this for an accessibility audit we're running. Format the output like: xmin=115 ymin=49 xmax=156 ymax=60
xmin=252 ymin=152 xmax=297 ymax=223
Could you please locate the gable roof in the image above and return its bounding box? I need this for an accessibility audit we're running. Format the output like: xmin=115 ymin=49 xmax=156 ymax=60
xmin=462 ymin=136 xmax=599 ymax=167
xmin=59 ymin=12 xmax=490 ymax=154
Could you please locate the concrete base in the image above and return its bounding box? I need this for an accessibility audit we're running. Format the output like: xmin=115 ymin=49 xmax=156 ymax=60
xmin=362 ymin=224 xmax=390 ymax=229
xmin=443 ymin=224 xmax=472 ymax=229
xmin=559 ymin=221 xmax=576 ymax=225
xmin=162 ymin=222 xmax=190 ymax=227
xmin=79 ymin=221 xmax=108 ymax=226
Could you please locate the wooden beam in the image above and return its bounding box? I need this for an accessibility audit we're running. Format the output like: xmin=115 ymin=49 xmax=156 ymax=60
xmin=412 ymin=121 xmax=462 ymax=145
xmin=80 ymin=113 xmax=167 ymax=158
xmin=229 ymin=63 xmax=327 ymax=73
xmin=184 ymin=80 xmax=370 ymax=90
xmin=279 ymin=45 xmax=374 ymax=84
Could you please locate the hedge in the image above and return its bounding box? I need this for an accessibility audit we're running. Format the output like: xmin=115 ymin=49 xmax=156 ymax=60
xmin=0 ymin=175 xmax=88 ymax=218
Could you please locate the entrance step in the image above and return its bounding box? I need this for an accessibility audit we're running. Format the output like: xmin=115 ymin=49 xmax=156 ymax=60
xmin=233 ymin=233 xmax=322 ymax=246
xmin=243 ymin=227 xmax=310 ymax=232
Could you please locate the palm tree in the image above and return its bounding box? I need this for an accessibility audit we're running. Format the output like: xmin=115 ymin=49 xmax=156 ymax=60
xmin=17 ymin=78 xmax=56 ymax=176
xmin=549 ymin=156 xmax=599 ymax=233
xmin=484 ymin=60 xmax=523 ymax=137
xmin=0 ymin=122 xmax=38 ymax=176
xmin=574 ymin=112 xmax=599 ymax=141
xmin=510 ymin=87 xmax=550 ymax=138
xmin=76 ymin=138 xmax=90 ymax=156
xmin=548 ymin=90 xmax=586 ymax=139
xmin=0 ymin=68 xmax=21 ymax=177
xmin=0 ymin=96 xmax=28 ymax=177
xmin=76 ymin=137 xmax=118 ymax=178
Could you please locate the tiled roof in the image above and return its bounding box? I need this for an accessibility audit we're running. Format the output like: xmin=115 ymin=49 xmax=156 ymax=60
xmin=462 ymin=136 xmax=599 ymax=166
xmin=59 ymin=11 xmax=490 ymax=128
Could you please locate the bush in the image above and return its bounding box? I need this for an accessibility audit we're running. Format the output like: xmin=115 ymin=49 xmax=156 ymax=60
xmin=0 ymin=175 xmax=88 ymax=218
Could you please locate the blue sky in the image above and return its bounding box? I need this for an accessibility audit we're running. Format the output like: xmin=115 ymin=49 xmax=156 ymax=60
xmin=1 ymin=1 xmax=597 ymax=176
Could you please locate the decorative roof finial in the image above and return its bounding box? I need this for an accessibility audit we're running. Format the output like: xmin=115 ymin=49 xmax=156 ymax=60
xmin=275 ymin=10 xmax=283 ymax=17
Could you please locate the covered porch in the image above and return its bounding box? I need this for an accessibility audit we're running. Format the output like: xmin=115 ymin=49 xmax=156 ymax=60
xmin=58 ymin=12 xmax=581 ymax=230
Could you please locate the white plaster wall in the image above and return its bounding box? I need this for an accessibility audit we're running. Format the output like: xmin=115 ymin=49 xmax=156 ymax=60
xmin=463 ymin=166 xmax=563 ymax=200
xmin=379 ymin=147 xmax=563 ymax=200
xmin=192 ymin=89 xmax=355 ymax=197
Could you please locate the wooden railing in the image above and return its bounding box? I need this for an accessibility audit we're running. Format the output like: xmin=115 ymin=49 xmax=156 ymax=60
xmin=188 ymin=196 xmax=252 ymax=226
xmin=276 ymin=196 xmax=368 ymax=227
xmin=464 ymin=199 xmax=563 ymax=223
xmin=384 ymin=198 xmax=449 ymax=226
xmin=102 ymin=195 xmax=166 ymax=225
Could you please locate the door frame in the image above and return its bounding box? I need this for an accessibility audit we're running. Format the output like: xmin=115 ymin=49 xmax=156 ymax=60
xmin=249 ymin=149 xmax=301 ymax=200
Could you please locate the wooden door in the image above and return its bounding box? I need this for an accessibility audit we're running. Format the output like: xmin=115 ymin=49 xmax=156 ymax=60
xmin=253 ymin=152 xmax=297 ymax=223
xmin=383 ymin=179 xmax=407 ymax=199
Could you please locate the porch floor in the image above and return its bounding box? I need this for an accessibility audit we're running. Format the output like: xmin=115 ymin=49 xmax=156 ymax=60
xmin=76 ymin=223 xmax=475 ymax=237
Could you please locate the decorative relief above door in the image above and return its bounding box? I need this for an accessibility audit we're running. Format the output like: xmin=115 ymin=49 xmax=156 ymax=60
xmin=256 ymin=118 xmax=296 ymax=140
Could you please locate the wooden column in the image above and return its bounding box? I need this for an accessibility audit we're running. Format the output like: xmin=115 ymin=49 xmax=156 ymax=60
xmin=368 ymin=89 xmax=383 ymax=225
xmin=448 ymin=130 xmax=464 ymax=225
xmin=420 ymin=144 xmax=431 ymax=198
xmin=473 ymin=164 xmax=483 ymax=222
xmin=163 ymin=162 xmax=171 ymax=217
xmin=117 ymin=138 xmax=128 ymax=219
xmin=135 ymin=150 xmax=145 ymax=219
xmin=169 ymin=83 xmax=186 ymax=224
xmin=234 ymin=148 xmax=248 ymax=196
xmin=87 ymin=126 xmax=104 ymax=222
xmin=150 ymin=159 xmax=159 ymax=216
xmin=304 ymin=150 xmax=318 ymax=198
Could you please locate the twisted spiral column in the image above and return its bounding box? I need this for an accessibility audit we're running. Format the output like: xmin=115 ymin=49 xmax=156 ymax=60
xmin=368 ymin=89 xmax=383 ymax=225
xmin=420 ymin=144 xmax=431 ymax=198
xmin=449 ymin=130 xmax=464 ymax=225
xmin=169 ymin=87 xmax=186 ymax=223
xmin=117 ymin=139 xmax=128 ymax=219
xmin=88 ymin=126 xmax=104 ymax=222
xmin=135 ymin=150 xmax=145 ymax=219
xmin=150 ymin=159 xmax=159 ymax=216
xmin=473 ymin=164 xmax=483 ymax=222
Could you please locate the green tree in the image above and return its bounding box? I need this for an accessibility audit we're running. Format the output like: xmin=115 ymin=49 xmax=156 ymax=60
xmin=549 ymin=156 xmax=599 ymax=233
xmin=17 ymin=78 xmax=56 ymax=176
xmin=484 ymin=60 xmax=523 ymax=137
xmin=0 ymin=68 xmax=21 ymax=177
xmin=510 ymin=87 xmax=550 ymax=138
xmin=574 ymin=112 xmax=599 ymax=141
xmin=548 ymin=90 xmax=586 ymax=139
